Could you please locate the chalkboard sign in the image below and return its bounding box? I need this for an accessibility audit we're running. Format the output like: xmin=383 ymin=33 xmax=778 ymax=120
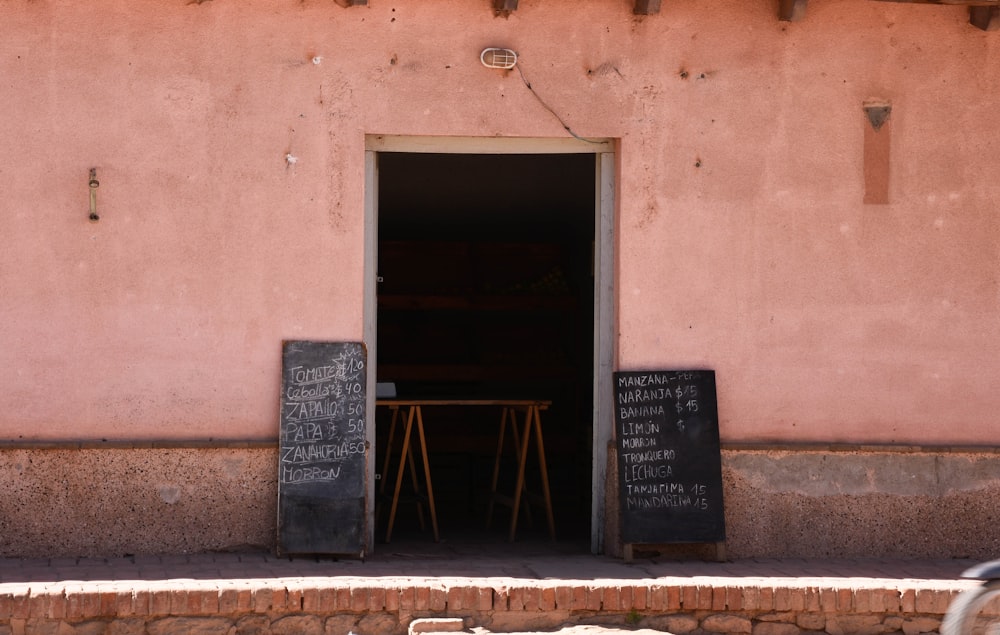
xmin=614 ymin=370 xmax=725 ymax=545
xmin=277 ymin=341 xmax=368 ymax=556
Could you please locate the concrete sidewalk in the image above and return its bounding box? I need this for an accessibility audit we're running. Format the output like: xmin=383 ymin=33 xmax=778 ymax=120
xmin=0 ymin=546 xmax=982 ymax=635
xmin=0 ymin=549 xmax=979 ymax=585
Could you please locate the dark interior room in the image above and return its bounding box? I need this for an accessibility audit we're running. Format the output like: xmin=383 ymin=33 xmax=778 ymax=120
xmin=375 ymin=152 xmax=597 ymax=547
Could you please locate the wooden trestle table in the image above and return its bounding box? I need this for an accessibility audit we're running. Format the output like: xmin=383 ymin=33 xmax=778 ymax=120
xmin=376 ymin=399 xmax=555 ymax=543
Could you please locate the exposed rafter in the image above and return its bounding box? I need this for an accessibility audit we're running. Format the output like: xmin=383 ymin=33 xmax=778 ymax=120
xmin=970 ymin=5 xmax=1000 ymax=28
xmin=868 ymin=0 xmax=1000 ymax=30
xmin=634 ymin=0 xmax=662 ymax=14
xmin=493 ymin=0 xmax=518 ymax=12
xmin=779 ymin=0 xmax=808 ymax=21
xmin=483 ymin=0 xmax=1000 ymax=29
xmin=870 ymin=0 xmax=999 ymax=5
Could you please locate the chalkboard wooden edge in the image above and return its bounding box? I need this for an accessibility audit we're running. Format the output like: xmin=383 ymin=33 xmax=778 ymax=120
xmin=276 ymin=340 xmax=370 ymax=559
xmin=613 ymin=367 xmax=717 ymax=377
xmin=613 ymin=369 xmax=724 ymax=551
xmin=281 ymin=339 xmax=369 ymax=354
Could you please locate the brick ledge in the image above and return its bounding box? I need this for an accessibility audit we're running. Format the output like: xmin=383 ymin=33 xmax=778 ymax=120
xmin=0 ymin=578 xmax=973 ymax=634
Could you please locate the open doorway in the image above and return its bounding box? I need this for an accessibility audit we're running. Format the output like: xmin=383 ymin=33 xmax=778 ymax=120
xmin=373 ymin=151 xmax=597 ymax=550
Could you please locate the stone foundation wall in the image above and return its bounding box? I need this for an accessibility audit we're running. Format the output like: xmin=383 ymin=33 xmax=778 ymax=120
xmin=1 ymin=444 xmax=999 ymax=559
xmin=0 ymin=445 xmax=277 ymax=558
xmin=605 ymin=445 xmax=1000 ymax=561
xmin=719 ymin=447 xmax=1000 ymax=560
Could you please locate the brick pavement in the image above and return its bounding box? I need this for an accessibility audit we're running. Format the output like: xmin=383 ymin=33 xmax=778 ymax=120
xmin=0 ymin=547 xmax=984 ymax=634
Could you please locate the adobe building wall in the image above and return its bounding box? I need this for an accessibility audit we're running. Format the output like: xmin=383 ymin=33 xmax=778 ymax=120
xmin=2 ymin=0 xmax=999 ymax=557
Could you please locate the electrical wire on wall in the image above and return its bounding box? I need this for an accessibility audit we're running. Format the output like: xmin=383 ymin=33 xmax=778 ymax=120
xmin=514 ymin=59 xmax=606 ymax=145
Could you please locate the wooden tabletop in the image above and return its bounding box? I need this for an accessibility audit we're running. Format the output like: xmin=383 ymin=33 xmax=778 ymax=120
xmin=376 ymin=399 xmax=550 ymax=408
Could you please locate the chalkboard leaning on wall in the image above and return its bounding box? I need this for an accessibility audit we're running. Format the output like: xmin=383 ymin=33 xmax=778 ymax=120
xmin=277 ymin=341 xmax=368 ymax=557
xmin=613 ymin=370 xmax=725 ymax=552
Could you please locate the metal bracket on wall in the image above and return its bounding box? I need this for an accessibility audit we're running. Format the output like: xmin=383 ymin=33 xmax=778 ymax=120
xmin=864 ymin=103 xmax=892 ymax=131
xmin=88 ymin=168 xmax=100 ymax=222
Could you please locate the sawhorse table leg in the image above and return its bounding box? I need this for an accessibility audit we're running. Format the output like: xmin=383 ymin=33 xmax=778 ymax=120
xmin=489 ymin=405 xmax=556 ymax=542
xmin=509 ymin=405 xmax=555 ymax=541
xmin=385 ymin=405 xmax=439 ymax=543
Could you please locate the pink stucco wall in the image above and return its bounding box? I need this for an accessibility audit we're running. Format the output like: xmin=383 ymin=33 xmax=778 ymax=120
xmin=2 ymin=0 xmax=998 ymax=444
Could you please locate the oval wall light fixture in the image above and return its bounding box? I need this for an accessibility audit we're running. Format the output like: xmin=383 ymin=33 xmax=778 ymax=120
xmin=481 ymin=48 xmax=517 ymax=70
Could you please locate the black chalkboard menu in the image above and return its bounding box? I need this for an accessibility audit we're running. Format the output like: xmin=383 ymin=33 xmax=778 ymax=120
xmin=614 ymin=370 xmax=725 ymax=545
xmin=277 ymin=341 xmax=368 ymax=556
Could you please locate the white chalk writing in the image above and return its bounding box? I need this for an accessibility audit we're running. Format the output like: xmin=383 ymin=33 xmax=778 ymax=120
xmin=279 ymin=346 xmax=367 ymax=486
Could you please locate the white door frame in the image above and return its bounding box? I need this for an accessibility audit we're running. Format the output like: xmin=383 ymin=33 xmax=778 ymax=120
xmin=363 ymin=135 xmax=616 ymax=554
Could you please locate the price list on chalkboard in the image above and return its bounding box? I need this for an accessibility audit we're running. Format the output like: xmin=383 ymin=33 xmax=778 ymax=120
xmin=614 ymin=370 xmax=725 ymax=545
xmin=277 ymin=341 xmax=368 ymax=556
